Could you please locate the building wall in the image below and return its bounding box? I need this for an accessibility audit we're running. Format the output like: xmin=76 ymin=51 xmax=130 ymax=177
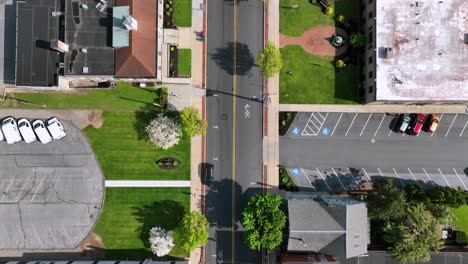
xmin=361 ymin=0 xmax=377 ymax=104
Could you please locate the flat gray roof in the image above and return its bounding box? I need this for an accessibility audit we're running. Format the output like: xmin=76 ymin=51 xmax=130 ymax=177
xmin=376 ymin=0 xmax=468 ymax=101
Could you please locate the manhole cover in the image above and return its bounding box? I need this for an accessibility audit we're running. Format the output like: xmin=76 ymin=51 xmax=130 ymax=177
xmin=221 ymin=114 xmax=228 ymax=120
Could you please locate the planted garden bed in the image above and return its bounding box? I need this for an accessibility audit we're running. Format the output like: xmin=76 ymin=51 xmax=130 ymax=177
xmin=169 ymin=46 xmax=178 ymax=77
xmin=279 ymin=111 xmax=296 ymax=136
xmin=279 ymin=168 xmax=298 ymax=192
xmin=163 ymin=0 xmax=176 ymax=28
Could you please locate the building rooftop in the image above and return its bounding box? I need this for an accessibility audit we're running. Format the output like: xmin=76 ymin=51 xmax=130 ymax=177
xmin=64 ymin=0 xmax=115 ymax=76
xmin=376 ymin=0 xmax=468 ymax=101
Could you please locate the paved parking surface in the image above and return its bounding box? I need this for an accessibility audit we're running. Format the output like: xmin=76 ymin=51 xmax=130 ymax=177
xmin=0 ymin=121 xmax=104 ymax=249
xmin=280 ymin=112 xmax=468 ymax=192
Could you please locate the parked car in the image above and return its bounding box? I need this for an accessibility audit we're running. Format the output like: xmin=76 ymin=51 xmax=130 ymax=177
xmin=17 ymin=118 xmax=37 ymax=143
xmin=426 ymin=114 xmax=440 ymax=133
xmin=0 ymin=128 xmax=4 ymax=141
xmin=205 ymin=163 xmax=214 ymax=185
xmin=2 ymin=117 xmax=22 ymax=144
xmin=411 ymin=114 xmax=426 ymax=135
xmin=32 ymin=120 xmax=52 ymax=144
xmin=399 ymin=114 xmax=411 ymax=132
xmin=46 ymin=117 xmax=66 ymax=140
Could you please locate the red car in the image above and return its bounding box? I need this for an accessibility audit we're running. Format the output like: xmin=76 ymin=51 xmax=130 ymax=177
xmin=411 ymin=114 xmax=426 ymax=135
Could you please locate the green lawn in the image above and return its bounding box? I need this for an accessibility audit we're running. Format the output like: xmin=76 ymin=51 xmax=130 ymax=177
xmin=280 ymin=45 xmax=358 ymax=104
xmin=4 ymin=83 xmax=159 ymax=110
xmin=280 ymin=0 xmax=359 ymax=36
xmin=453 ymin=205 xmax=468 ymax=234
xmin=94 ymin=188 xmax=190 ymax=259
xmin=178 ymin=49 xmax=192 ymax=77
xmin=174 ymin=0 xmax=192 ymax=27
xmin=84 ymin=111 xmax=190 ymax=180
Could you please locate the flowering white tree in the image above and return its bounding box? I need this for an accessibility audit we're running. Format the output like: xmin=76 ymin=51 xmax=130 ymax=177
xmin=146 ymin=114 xmax=181 ymax=149
xmin=149 ymin=226 xmax=175 ymax=257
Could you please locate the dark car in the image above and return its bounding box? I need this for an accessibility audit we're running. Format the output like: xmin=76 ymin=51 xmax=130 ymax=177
xmin=205 ymin=163 xmax=214 ymax=184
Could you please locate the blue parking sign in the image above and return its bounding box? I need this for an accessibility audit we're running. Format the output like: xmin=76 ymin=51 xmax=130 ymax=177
xmin=322 ymin=128 xmax=330 ymax=135
xmin=292 ymin=168 xmax=299 ymax=176
xmin=292 ymin=127 xmax=299 ymax=135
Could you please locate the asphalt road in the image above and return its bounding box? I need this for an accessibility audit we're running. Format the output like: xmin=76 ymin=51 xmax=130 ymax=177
xmin=205 ymin=0 xmax=264 ymax=262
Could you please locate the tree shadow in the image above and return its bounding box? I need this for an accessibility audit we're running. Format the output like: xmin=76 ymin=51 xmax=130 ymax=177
xmin=132 ymin=200 xmax=186 ymax=249
xmin=210 ymin=42 xmax=255 ymax=76
xmin=223 ymin=0 xmax=248 ymax=5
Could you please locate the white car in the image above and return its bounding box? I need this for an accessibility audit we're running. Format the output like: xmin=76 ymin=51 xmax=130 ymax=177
xmin=0 ymin=128 xmax=4 ymax=141
xmin=2 ymin=117 xmax=22 ymax=144
xmin=46 ymin=117 xmax=66 ymax=140
xmin=32 ymin=120 xmax=52 ymax=144
xmin=17 ymin=118 xmax=37 ymax=143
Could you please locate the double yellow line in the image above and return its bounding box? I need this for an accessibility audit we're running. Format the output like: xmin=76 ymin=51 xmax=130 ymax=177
xmin=231 ymin=0 xmax=238 ymax=262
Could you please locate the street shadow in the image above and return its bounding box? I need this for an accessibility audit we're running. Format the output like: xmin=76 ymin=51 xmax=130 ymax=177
xmin=133 ymin=96 xmax=178 ymax=140
xmin=203 ymin=178 xmax=243 ymax=228
xmin=210 ymin=42 xmax=254 ymax=76
xmin=388 ymin=115 xmax=401 ymax=132
xmin=132 ymin=200 xmax=186 ymax=248
xmin=223 ymin=0 xmax=248 ymax=5
xmin=3 ymin=1 xmax=17 ymax=84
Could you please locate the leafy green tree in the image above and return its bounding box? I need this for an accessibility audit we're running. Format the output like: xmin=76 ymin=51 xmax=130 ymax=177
xmin=456 ymin=231 xmax=468 ymax=246
xmin=426 ymin=186 xmax=467 ymax=207
xmin=404 ymin=184 xmax=430 ymax=204
xmin=257 ymin=42 xmax=283 ymax=78
xmin=173 ymin=211 xmax=209 ymax=254
xmin=383 ymin=204 xmax=443 ymax=264
xmin=366 ymin=178 xmax=406 ymax=221
xmin=349 ymin=32 xmax=365 ymax=48
xmin=180 ymin=107 xmax=207 ymax=137
xmin=242 ymin=193 xmax=286 ymax=250
xmin=428 ymin=204 xmax=454 ymax=225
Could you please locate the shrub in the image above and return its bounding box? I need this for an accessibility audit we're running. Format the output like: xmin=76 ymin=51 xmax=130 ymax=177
xmin=149 ymin=227 xmax=174 ymax=257
xmin=336 ymin=15 xmax=344 ymax=23
xmin=456 ymin=231 xmax=468 ymax=246
xmin=165 ymin=11 xmax=170 ymax=16
xmin=165 ymin=4 xmax=169 ymax=8
xmin=159 ymin=87 xmax=168 ymax=107
xmin=325 ymin=7 xmax=333 ymax=16
xmin=350 ymin=32 xmax=365 ymax=48
xmin=335 ymin=59 xmax=345 ymax=68
xmin=146 ymin=114 xmax=181 ymax=149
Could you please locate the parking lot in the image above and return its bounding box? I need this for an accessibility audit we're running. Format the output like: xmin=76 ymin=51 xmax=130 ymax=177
xmin=280 ymin=111 xmax=468 ymax=192
xmin=0 ymin=121 xmax=104 ymax=249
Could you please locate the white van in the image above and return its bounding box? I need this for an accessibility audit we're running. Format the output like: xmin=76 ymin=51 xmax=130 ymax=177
xmin=46 ymin=117 xmax=66 ymax=140
xmin=18 ymin=118 xmax=37 ymax=143
xmin=32 ymin=120 xmax=52 ymax=144
xmin=2 ymin=117 xmax=22 ymax=144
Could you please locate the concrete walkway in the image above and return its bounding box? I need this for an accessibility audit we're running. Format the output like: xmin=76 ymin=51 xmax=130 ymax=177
xmin=279 ymin=104 xmax=468 ymax=114
xmin=105 ymin=180 xmax=191 ymax=187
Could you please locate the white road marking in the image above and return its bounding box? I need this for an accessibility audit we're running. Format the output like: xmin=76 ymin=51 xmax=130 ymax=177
xmin=317 ymin=112 xmax=325 ymax=120
xmin=377 ymin=168 xmax=384 ymax=177
xmin=360 ymin=114 xmax=372 ymax=136
xmin=345 ymin=113 xmax=358 ymax=136
xmin=308 ymin=119 xmax=320 ymax=130
xmin=302 ymin=113 xmax=316 ymax=135
xmin=316 ymin=169 xmax=332 ymax=191
xmin=301 ymin=168 xmax=315 ymax=190
xmin=310 ymin=113 xmax=322 ymax=124
xmin=346 ymin=168 xmax=360 ymax=185
xmin=374 ymin=114 xmax=386 ymax=136
xmin=46 ymin=176 xmax=59 ymax=201
xmin=438 ymin=168 xmax=451 ymax=187
xmin=1 ymin=175 xmax=16 ymax=201
xmin=452 ymin=168 xmax=468 ymax=191
xmin=422 ymin=168 xmax=436 ymax=187
xmin=1 ymin=224 xmax=10 ymax=244
xmin=47 ymin=226 xmax=57 ymax=243
xmin=459 ymin=119 xmax=468 ymax=137
xmin=63 ymin=226 xmax=74 ymax=247
xmin=407 ymin=168 xmax=419 ymax=186
xmin=331 ymin=168 xmax=347 ymax=190
xmin=392 ymin=168 xmax=405 ymax=186
xmin=362 ymin=168 xmax=371 ymax=181
xmin=30 ymin=175 xmax=49 ymax=202
xmin=445 ymin=114 xmax=458 ymax=138
xmin=331 ymin=113 xmax=343 ymax=136
xmin=15 ymin=174 xmax=32 ymax=201
xmin=431 ymin=114 xmax=443 ymax=137
xmin=32 ymin=224 xmax=44 ymax=248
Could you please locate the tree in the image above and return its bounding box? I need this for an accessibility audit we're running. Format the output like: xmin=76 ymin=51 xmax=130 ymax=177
xmin=349 ymin=32 xmax=365 ymax=48
xmin=146 ymin=113 xmax=181 ymax=149
xmin=242 ymin=193 xmax=286 ymax=250
xmin=428 ymin=204 xmax=454 ymax=225
xmin=366 ymin=178 xmax=406 ymax=221
xmin=149 ymin=226 xmax=174 ymax=257
xmin=174 ymin=211 xmax=209 ymax=254
xmin=180 ymin=107 xmax=207 ymax=137
xmin=324 ymin=6 xmax=333 ymax=16
xmin=257 ymin=41 xmax=283 ymax=78
xmin=383 ymin=203 xmax=443 ymax=264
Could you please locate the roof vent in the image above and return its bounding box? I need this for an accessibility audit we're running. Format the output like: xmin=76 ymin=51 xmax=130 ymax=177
xmin=464 ymin=34 xmax=468 ymax=45
xmin=378 ymin=47 xmax=393 ymax=59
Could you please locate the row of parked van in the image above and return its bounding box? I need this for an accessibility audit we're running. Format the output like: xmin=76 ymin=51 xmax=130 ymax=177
xmin=0 ymin=117 xmax=66 ymax=144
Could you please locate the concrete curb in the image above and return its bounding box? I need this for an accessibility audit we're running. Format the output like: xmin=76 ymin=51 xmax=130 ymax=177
xmin=279 ymin=104 xmax=468 ymax=114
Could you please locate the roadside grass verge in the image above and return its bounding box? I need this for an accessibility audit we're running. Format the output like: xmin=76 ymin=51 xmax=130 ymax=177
xmin=174 ymin=0 xmax=192 ymax=27
xmin=178 ymin=49 xmax=192 ymax=77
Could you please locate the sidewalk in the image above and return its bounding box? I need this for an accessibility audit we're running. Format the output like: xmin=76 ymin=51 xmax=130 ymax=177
xmin=279 ymin=104 xmax=468 ymax=114
xmin=105 ymin=180 xmax=191 ymax=187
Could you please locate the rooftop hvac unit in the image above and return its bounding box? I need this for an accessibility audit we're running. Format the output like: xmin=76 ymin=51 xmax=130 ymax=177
xmin=50 ymin=40 xmax=69 ymax=53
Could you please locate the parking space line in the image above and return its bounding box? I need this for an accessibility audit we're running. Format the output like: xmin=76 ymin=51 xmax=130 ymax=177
xmin=301 ymin=168 xmax=315 ymax=190
xmin=407 ymin=168 xmax=419 ymax=186
xmin=360 ymin=114 xmax=372 ymax=136
xmin=30 ymin=175 xmax=48 ymax=202
xmin=374 ymin=114 xmax=386 ymax=137
xmin=47 ymin=226 xmax=57 ymax=243
xmin=310 ymin=113 xmax=322 ymax=124
xmin=445 ymin=114 xmax=458 ymax=138
xmin=32 ymin=224 xmax=44 ymax=248
xmin=316 ymin=112 xmax=325 ymax=120
xmin=460 ymin=120 xmax=468 ymax=137
xmin=302 ymin=114 xmax=315 ymax=135
xmin=63 ymin=226 xmax=74 ymax=247
xmin=331 ymin=113 xmax=343 ymax=136
xmin=346 ymin=168 xmax=360 ymax=185
xmin=362 ymin=168 xmax=371 ymax=181
xmin=46 ymin=176 xmax=59 ymax=202
xmin=316 ymin=169 xmax=332 ymax=191
xmin=452 ymin=168 xmax=467 ymax=191
xmin=345 ymin=113 xmax=358 ymax=136
xmin=1 ymin=224 xmax=10 ymax=244
xmin=308 ymin=119 xmax=320 ymax=130
xmin=392 ymin=168 xmax=405 ymax=186
xmin=422 ymin=168 xmax=436 ymax=187
xmin=438 ymin=168 xmax=451 ymax=187
xmin=1 ymin=175 xmax=16 ymax=201
xmin=15 ymin=174 xmax=32 ymax=201
xmin=377 ymin=168 xmax=384 ymax=177
xmin=331 ymin=168 xmax=348 ymax=190
xmin=431 ymin=114 xmax=443 ymax=136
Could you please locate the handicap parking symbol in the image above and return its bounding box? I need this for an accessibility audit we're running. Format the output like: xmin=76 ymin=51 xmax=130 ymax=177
xmin=292 ymin=127 xmax=300 ymax=135
xmin=292 ymin=168 xmax=299 ymax=176
xmin=322 ymin=128 xmax=330 ymax=135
